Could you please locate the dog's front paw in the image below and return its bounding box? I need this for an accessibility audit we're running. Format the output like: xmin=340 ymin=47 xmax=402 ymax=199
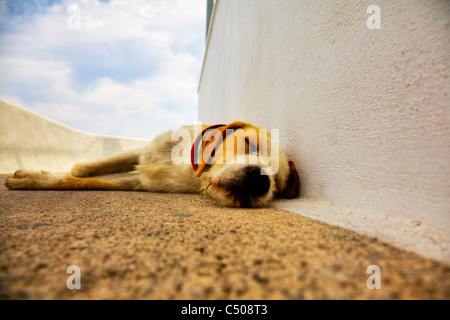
xmin=5 ymin=170 xmax=40 ymax=189
xmin=4 ymin=170 xmax=68 ymax=190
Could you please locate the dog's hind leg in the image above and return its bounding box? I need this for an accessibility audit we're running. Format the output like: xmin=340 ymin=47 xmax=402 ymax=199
xmin=71 ymin=148 xmax=143 ymax=177
xmin=5 ymin=170 xmax=143 ymax=191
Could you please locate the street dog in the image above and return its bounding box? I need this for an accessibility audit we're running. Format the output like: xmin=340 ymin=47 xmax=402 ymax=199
xmin=5 ymin=121 xmax=299 ymax=207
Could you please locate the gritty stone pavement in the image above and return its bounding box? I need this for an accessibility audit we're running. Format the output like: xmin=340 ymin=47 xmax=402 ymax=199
xmin=0 ymin=175 xmax=449 ymax=299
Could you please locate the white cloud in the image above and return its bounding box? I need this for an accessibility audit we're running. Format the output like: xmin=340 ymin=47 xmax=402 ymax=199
xmin=0 ymin=0 xmax=206 ymax=139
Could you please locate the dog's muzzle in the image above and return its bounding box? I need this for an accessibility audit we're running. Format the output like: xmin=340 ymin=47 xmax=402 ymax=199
xmin=214 ymin=166 xmax=271 ymax=207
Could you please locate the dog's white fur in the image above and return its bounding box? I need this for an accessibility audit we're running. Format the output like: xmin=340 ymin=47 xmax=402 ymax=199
xmin=5 ymin=122 xmax=298 ymax=207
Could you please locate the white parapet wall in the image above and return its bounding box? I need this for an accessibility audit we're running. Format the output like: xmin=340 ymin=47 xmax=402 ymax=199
xmin=0 ymin=99 xmax=149 ymax=174
xmin=198 ymin=0 xmax=450 ymax=261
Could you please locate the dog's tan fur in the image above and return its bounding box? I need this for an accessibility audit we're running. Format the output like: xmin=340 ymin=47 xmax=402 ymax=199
xmin=5 ymin=121 xmax=299 ymax=207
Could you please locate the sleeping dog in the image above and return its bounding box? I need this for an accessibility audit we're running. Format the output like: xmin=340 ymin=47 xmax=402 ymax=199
xmin=5 ymin=121 xmax=299 ymax=207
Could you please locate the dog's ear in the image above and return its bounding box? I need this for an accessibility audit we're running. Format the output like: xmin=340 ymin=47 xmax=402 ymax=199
xmin=281 ymin=160 xmax=300 ymax=198
xmin=195 ymin=121 xmax=248 ymax=177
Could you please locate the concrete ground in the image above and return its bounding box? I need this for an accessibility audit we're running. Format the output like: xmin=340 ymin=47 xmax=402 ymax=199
xmin=0 ymin=175 xmax=449 ymax=300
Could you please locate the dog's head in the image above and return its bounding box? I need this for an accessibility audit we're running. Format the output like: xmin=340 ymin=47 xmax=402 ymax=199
xmin=192 ymin=121 xmax=299 ymax=207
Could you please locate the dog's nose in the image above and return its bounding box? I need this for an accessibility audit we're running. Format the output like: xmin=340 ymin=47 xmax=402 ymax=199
xmin=243 ymin=166 xmax=270 ymax=197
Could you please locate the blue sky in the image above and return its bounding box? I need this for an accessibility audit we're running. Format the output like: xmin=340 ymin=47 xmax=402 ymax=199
xmin=0 ymin=0 xmax=206 ymax=139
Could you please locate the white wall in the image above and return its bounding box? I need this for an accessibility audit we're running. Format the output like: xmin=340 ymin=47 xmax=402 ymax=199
xmin=198 ymin=0 xmax=450 ymax=260
xmin=0 ymin=99 xmax=149 ymax=174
